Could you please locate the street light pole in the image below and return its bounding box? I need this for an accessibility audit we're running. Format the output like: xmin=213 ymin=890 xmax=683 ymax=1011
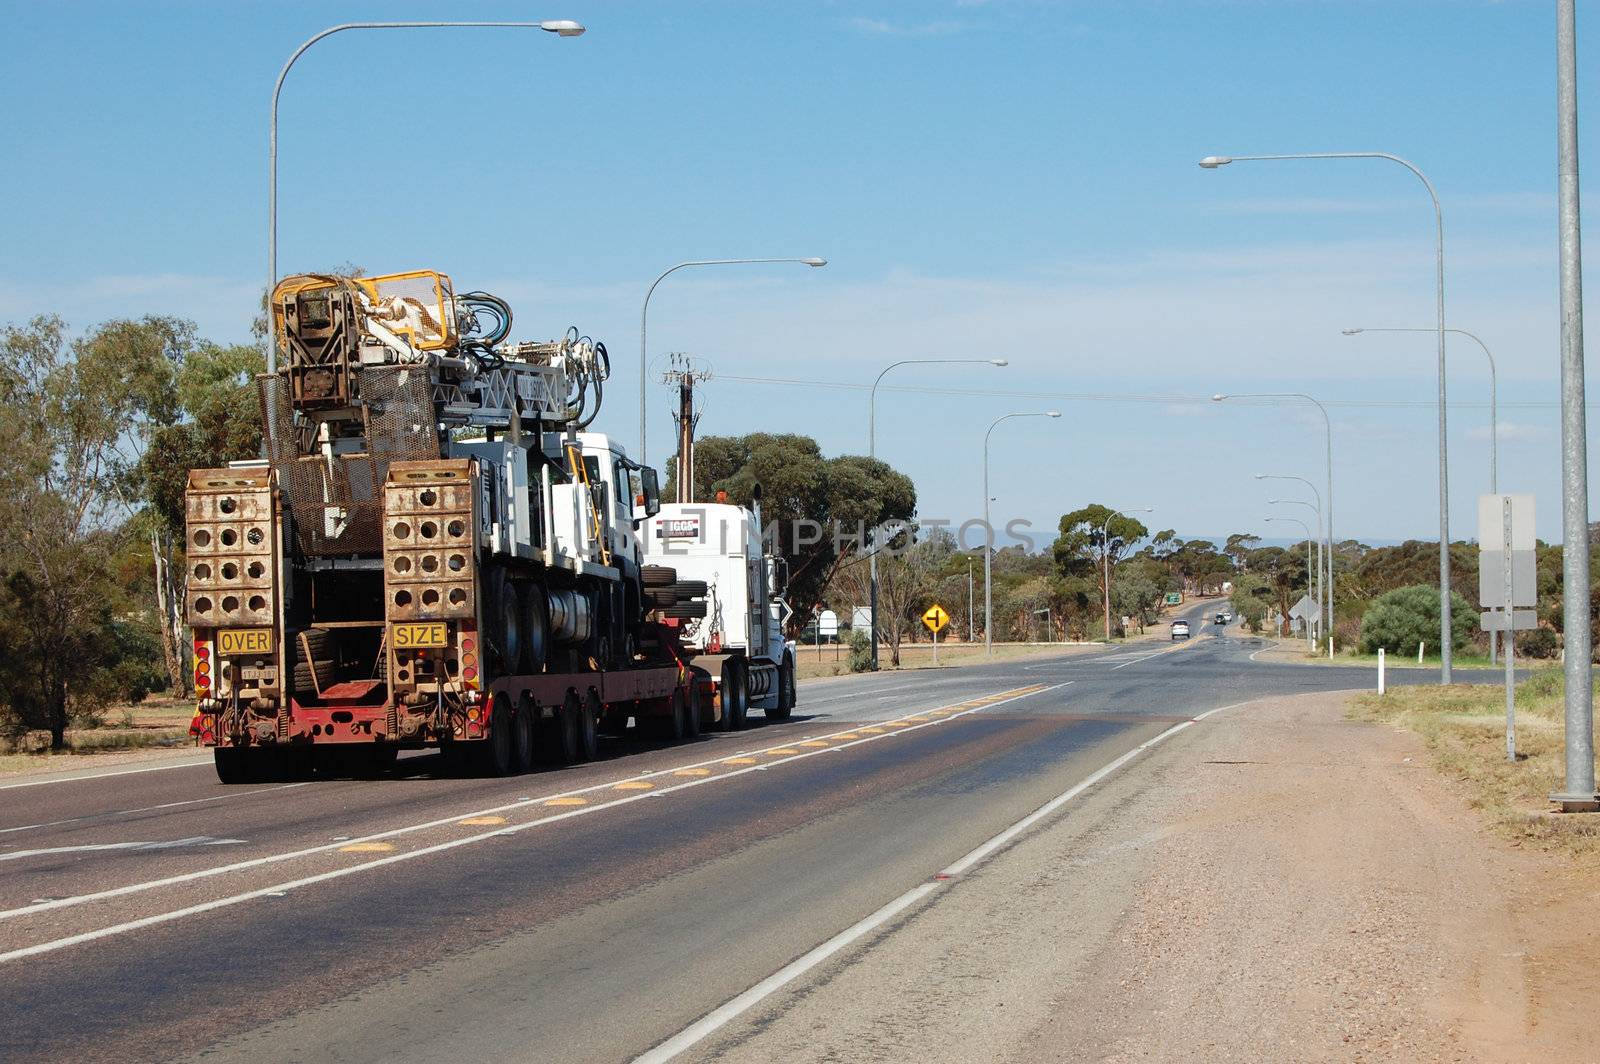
xmin=1551 ymin=0 xmax=1595 ymax=811
xmin=984 ymin=411 xmax=1061 ymax=656
xmin=1265 ymin=516 xmax=1316 ymax=653
xmin=1266 ymin=496 xmax=1323 ymax=646
xmin=638 ymin=257 xmax=826 ymax=463
xmin=268 ymin=19 xmax=585 ymax=375
xmin=1216 ymin=394 xmax=1334 ymax=658
xmin=866 ymin=358 xmax=1007 ymax=670
xmin=1201 ymin=150 xmax=1452 ymax=683
xmin=1100 ymin=507 xmax=1153 ymax=641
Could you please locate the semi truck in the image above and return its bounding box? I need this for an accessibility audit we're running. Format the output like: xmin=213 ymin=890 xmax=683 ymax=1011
xmin=186 ymin=269 xmax=709 ymax=783
xmin=641 ymin=497 xmax=799 ymax=730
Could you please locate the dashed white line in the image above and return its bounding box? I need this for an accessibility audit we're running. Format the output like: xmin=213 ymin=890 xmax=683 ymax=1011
xmin=0 ymin=685 xmax=1058 ymax=962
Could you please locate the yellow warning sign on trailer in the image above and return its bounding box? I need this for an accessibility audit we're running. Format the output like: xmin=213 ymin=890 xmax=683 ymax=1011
xmin=922 ymin=604 xmax=950 ymax=634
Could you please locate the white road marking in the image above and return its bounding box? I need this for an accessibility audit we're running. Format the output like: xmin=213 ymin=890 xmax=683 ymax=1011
xmin=0 ymin=757 xmax=214 ymax=791
xmin=0 ymin=686 xmax=1059 ymax=959
xmin=631 ymin=696 xmax=1251 ymax=1064
xmin=0 ymin=837 xmax=244 ymax=862
xmin=0 ymin=783 xmax=311 ymax=837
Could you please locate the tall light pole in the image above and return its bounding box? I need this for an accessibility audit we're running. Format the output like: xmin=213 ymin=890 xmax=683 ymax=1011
xmin=1258 ymin=472 xmax=1325 ymax=636
xmin=267 ymin=19 xmax=586 ymax=374
xmin=1341 ymin=327 xmax=1498 ymax=492
xmin=1215 ymin=394 xmax=1334 ymax=659
xmin=1100 ymin=507 xmax=1153 ymax=640
xmin=983 ymin=411 xmax=1061 ymax=655
xmin=638 ymin=257 xmax=826 ymax=463
xmin=1344 ymin=326 xmax=1504 ymax=662
xmin=868 ymin=358 xmax=1007 ymax=670
xmin=1265 ymin=516 xmax=1317 ymax=653
xmin=1551 ymin=0 xmax=1595 ymax=811
xmin=1200 ymin=150 xmax=1453 ymax=682
xmin=1266 ymin=496 xmax=1324 ymax=645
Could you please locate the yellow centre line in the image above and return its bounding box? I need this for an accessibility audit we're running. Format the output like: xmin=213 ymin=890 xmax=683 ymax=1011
xmin=544 ymin=796 xmax=588 ymax=807
xmin=723 ymin=757 xmax=758 ymax=766
xmin=766 ymin=748 xmax=801 ymax=756
xmin=458 ymin=816 xmax=507 ymax=826
xmin=338 ymin=842 xmax=395 ymax=853
xmin=613 ymin=781 xmax=654 ymax=791
xmin=674 ymin=768 xmax=712 ymax=777
xmin=798 ymin=740 xmax=830 ymax=748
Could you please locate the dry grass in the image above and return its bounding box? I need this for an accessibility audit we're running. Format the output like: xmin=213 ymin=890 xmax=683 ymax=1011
xmin=1 ymin=695 xmax=194 ymax=768
xmin=1350 ymin=671 xmax=1600 ymax=861
xmin=794 ymin=641 xmax=1093 ymax=680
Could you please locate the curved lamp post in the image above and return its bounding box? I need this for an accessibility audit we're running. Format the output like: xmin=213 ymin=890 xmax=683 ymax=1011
xmin=1201 ymin=150 xmax=1453 ymax=683
xmin=866 ymin=358 xmax=1008 ymax=670
xmin=1266 ymin=496 xmax=1324 ymax=646
xmin=639 ymin=257 xmax=826 ymax=462
xmin=1265 ymin=515 xmax=1317 ymax=653
xmin=983 ymin=411 xmax=1061 ymax=655
xmin=268 ymin=19 xmax=586 ymax=374
xmin=1100 ymin=507 xmax=1153 ymax=640
xmin=1215 ymin=393 xmax=1334 ymax=658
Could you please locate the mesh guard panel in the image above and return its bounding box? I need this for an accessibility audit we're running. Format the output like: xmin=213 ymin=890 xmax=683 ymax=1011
xmin=259 ymin=368 xmax=440 ymax=556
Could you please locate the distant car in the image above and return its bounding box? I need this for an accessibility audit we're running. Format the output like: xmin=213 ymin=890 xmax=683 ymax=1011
xmin=1171 ymin=620 xmax=1191 ymax=640
xmin=1215 ymin=612 xmax=1228 ymax=625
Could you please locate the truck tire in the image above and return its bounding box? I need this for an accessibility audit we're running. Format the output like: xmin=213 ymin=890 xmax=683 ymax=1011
xmin=493 ymin=570 xmax=523 ymax=676
xmin=642 ymin=565 xmax=677 ymax=589
xmin=768 ymin=657 xmax=795 ymax=720
xmin=512 ymin=700 xmax=535 ymax=774
xmin=682 ymin=681 xmax=702 ymax=738
xmin=645 ymin=588 xmax=679 ymax=609
xmin=555 ymin=691 xmax=582 ymax=765
xmin=667 ymin=580 xmax=708 ymax=599
xmin=292 ymin=628 xmax=333 ymax=694
xmin=580 ymin=689 xmax=602 ymax=761
xmin=519 ymin=584 xmax=550 ymax=675
xmin=214 ymin=747 xmax=257 ymax=784
xmin=470 ymin=697 xmax=516 ymax=777
xmin=720 ymin=661 xmax=747 ymax=731
xmin=665 ymin=688 xmax=687 ymax=742
xmin=664 ymin=602 xmax=706 ymax=619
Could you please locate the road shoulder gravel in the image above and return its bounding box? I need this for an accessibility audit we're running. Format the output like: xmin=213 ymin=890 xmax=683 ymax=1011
xmin=689 ymin=690 xmax=1597 ymax=1063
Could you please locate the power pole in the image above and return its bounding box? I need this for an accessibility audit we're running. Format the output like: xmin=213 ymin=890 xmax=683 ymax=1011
xmin=663 ymin=354 xmax=711 ymax=504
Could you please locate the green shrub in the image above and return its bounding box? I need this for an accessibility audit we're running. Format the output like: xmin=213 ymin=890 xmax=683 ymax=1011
xmin=847 ymin=629 xmax=873 ymax=673
xmin=1358 ymin=584 xmax=1475 ymax=654
xmin=1517 ymin=627 xmax=1560 ymax=659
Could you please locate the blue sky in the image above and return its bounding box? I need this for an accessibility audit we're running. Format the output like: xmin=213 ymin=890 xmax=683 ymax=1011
xmin=2 ymin=0 xmax=1595 ymax=547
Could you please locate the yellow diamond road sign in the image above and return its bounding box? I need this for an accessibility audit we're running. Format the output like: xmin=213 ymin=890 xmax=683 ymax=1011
xmin=923 ymin=604 xmax=950 ymax=634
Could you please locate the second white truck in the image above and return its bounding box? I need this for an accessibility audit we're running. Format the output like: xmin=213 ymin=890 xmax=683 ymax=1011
xmin=641 ymin=495 xmax=797 ymax=729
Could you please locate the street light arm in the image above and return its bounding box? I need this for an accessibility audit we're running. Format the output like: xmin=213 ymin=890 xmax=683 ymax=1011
xmin=1203 ymin=147 xmax=1448 ymax=678
xmin=269 ymin=19 xmax=582 ymax=373
xmin=639 ymin=257 xmax=826 ymax=461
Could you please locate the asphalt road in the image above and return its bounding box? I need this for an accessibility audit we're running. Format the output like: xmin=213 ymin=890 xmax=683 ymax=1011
xmin=0 ymin=602 xmax=1504 ymax=1064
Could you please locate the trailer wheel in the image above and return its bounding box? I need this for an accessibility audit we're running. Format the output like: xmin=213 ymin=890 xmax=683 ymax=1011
xmin=556 ymin=691 xmax=582 ymax=765
xmin=642 ymin=565 xmax=677 ymax=588
xmin=471 ymin=696 xmax=516 ymax=777
xmin=580 ymin=689 xmax=602 ymax=761
xmin=512 ymin=699 xmax=536 ymax=774
xmin=668 ymin=580 xmax=708 ymax=599
xmin=768 ymin=656 xmax=795 ymax=720
xmin=666 ymin=688 xmax=687 ymax=743
xmin=720 ymin=661 xmax=747 ymax=731
xmin=664 ymin=602 xmax=706 ymax=620
xmin=682 ymin=681 xmax=702 ymax=739
xmin=213 ymin=747 xmax=271 ymax=785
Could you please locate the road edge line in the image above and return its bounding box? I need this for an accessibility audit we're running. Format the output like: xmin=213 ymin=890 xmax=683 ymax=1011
xmin=632 ymin=696 xmax=1251 ymax=1064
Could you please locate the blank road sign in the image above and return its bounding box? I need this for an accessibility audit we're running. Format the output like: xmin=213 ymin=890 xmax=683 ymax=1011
xmin=1477 ymin=494 xmax=1535 ymax=551
xmin=1481 ymin=610 xmax=1538 ymax=632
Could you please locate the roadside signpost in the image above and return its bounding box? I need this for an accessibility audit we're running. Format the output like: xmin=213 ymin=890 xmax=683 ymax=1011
xmin=923 ymin=603 xmax=950 ymax=665
xmin=1288 ymin=595 xmax=1321 ymax=653
xmin=1163 ymin=591 xmax=1183 ymax=606
xmin=1479 ymin=494 xmax=1536 ymax=761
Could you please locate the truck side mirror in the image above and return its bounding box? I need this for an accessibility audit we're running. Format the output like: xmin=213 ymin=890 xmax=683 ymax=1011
xmin=639 ymin=466 xmax=661 ymax=519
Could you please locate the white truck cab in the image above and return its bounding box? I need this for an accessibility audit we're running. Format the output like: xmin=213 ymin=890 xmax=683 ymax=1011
xmin=640 ymin=499 xmax=797 ymax=728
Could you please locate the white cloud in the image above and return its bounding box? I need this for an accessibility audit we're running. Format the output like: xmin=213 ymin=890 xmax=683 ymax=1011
xmin=848 ymin=16 xmax=966 ymax=36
